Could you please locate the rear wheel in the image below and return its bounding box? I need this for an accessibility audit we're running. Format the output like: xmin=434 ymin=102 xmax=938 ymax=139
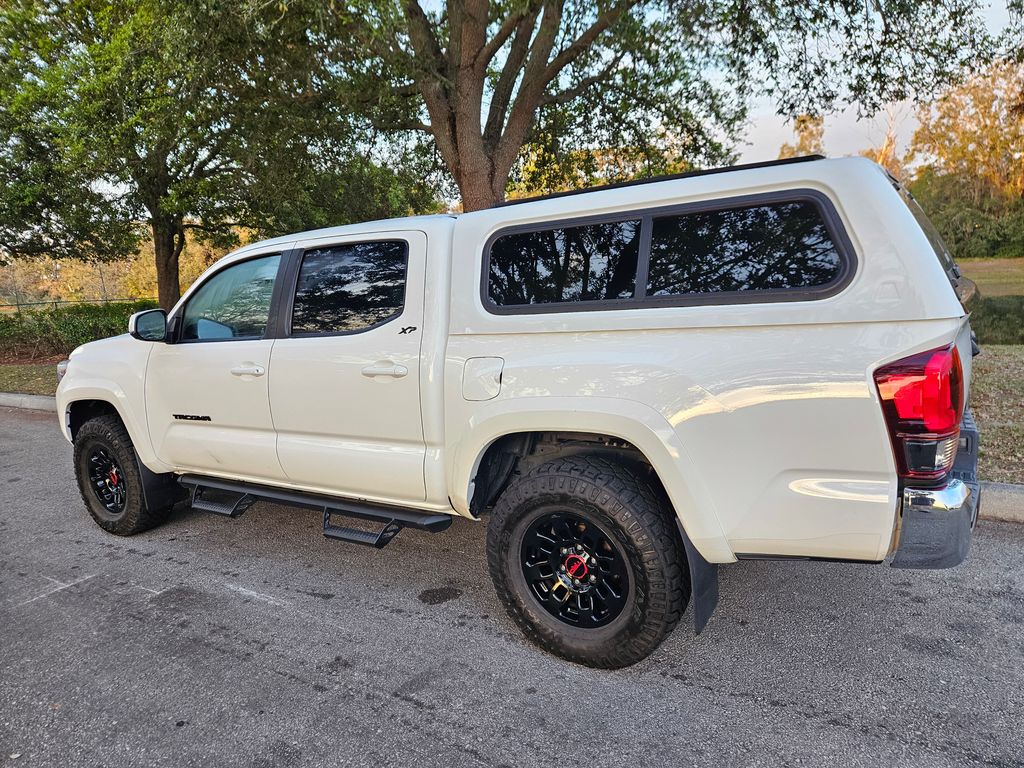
xmin=73 ymin=414 xmax=173 ymax=535
xmin=487 ymin=455 xmax=690 ymax=668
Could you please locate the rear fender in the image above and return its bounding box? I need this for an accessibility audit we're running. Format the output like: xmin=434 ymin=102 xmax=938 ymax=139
xmin=452 ymin=396 xmax=736 ymax=564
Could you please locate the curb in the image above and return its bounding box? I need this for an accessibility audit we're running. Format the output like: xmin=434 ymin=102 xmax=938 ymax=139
xmin=0 ymin=390 xmax=1021 ymax=524
xmin=0 ymin=392 xmax=56 ymax=412
xmin=979 ymin=482 xmax=1024 ymax=524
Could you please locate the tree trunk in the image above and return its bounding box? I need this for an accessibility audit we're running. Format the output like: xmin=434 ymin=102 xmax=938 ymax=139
xmin=151 ymin=217 xmax=184 ymax=310
xmin=400 ymin=1 xmax=633 ymax=213
xmin=455 ymin=157 xmax=510 ymax=211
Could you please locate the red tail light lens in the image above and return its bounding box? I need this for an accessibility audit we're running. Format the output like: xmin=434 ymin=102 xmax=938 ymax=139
xmin=874 ymin=344 xmax=964 ymax=481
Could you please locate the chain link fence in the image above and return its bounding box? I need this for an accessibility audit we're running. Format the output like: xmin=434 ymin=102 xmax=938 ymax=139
xmin=0 ymin=297 xmax=156 ymax=314
xmin=0 ymin=256 xmax=158 ymax=314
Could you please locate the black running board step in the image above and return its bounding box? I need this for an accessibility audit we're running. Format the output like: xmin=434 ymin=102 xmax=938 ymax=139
xmin=177 ymin=474 xmax=453 ymax=533
xmin=190 ymin=485 xmax=257 ymax=518
xmin=323 ymin=509 xmax=404 ymax=549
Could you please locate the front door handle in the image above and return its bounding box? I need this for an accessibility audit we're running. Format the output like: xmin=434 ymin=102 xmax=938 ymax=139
xmin=361 ymin=361 xmax=408 ymax=378
xmin=230 ymin=364 xmax=265 ymax=377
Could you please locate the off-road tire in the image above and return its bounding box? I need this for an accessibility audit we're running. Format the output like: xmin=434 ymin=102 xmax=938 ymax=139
xmin=73 ymin=414 xmax=172 ymax=535
xmin=487 ymin=455 xmax=690 ymax=668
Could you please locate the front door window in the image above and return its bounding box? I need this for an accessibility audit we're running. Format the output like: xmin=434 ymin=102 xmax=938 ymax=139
xmin=181 ymin=254 xmax=281 ymax=341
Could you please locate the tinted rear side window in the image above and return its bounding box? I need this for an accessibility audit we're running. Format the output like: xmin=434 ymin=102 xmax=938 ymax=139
xmin=488 ymin=219 xmax=641 ymax=306
xmin=646 ymin=201 xmax=843 ymax=296
xmin=290 ymin=241 xmax=407 ymax=335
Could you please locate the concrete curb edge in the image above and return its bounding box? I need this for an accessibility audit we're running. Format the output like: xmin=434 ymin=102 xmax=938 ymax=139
xmin=979 ymin=482 xmax=1024 ymax=524
xmin=0 ymin=392 xmax=57 ymax=412
xmin=0 ymin=390 xmax=1021 ymax=523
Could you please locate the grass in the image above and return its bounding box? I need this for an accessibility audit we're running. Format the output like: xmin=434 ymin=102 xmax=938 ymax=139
xmin=2 ymin=346 xmax=1019 ymax=483
xmin=0 ymin=363 xmax=58 ymax=396
xmin=967 ymin=295 xmax=1024 ymax=345
xmin=970 ymin=344 xmax=1024 ymax=485
xmin=958 ymin=258 xmax=1024 ymax=346
xmin=960 ymin=257 xmax=1024 ymax=297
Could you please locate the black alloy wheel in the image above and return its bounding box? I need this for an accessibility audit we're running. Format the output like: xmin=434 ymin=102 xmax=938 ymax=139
xmin=487 ymin=455 xmax=691 ymax=668
xmin=519 ymin=510 xmax=630 ymax=628
xmin=87 ymin=447 xmax=126 ymax=515
xmin=73 ymin=414 xmax=175 ymax=535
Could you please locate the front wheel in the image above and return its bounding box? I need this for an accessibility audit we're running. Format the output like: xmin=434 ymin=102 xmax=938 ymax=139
xmin=486 ymin=455 xmax=690 ymax=668
xmin=73 ymin=414 xmax=172 ymax=535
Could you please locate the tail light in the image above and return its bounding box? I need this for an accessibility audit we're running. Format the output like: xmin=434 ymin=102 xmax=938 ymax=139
xmin=874 ymin=344 xmax=964 ymax=482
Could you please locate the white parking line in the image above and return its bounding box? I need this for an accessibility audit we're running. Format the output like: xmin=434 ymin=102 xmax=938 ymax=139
xmin=18 ymin=574 xmax=98 ymax=607
xmin=224 ymin=583 xmax=290 ymax=606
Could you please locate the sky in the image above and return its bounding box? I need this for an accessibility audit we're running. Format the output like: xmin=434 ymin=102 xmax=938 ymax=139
xmin=737 ymin=2 xmax=1015 ymax=163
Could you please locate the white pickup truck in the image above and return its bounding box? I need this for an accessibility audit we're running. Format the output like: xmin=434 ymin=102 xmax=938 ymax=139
xmin=57 ymin=155 xmax=980 ymax=668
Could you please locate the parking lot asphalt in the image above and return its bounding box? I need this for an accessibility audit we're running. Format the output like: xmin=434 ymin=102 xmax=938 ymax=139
xmin=2 ymin=406 xmax=1023 ymax=768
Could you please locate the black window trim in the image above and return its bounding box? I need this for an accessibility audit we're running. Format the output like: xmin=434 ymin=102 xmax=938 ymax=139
xmin=168 ymin=251 xmax=289 ymax=344
xmin=480 ymin=188 xmax=858 ymax=315
xmin=280 ymin=238 xmax=411 ymax=339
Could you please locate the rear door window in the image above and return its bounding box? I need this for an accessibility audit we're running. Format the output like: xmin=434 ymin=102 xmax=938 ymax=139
xmin=290 ymin=241 xmax=407 ymax=335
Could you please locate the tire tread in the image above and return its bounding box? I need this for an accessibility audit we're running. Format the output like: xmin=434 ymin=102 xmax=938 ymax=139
xmin=487 ymin=454 xmax=690 ymax=668
xmin=73 ymin=414 xmax=172 ymax=535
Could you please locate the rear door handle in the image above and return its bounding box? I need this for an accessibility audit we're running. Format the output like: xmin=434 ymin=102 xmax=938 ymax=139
xmin=230 ymin=364 xmax=265 ymax=377
xmin=361 ymin=362 xmax=408 ymax=378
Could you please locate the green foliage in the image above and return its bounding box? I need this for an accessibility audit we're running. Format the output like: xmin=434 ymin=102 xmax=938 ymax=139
xmin=912 ymin=169 xmax=1024 ymax=260
xmin=778 ymin=116 xmax=825 ymax=160
xmin=0 ymin=1 xmax=142 ymax=263
xmin=967 ymin=295 xmax=1024 ymax=345
xmin=0 ymin=0 xmax=439 ymax=306
xmin=503 ymin=5 xmax=746 ymax=196
xmin=0 ymin=300 xmax=157 ymax=359
xmin=326 ymin=0 xmax=997 ymax=207
xmin=248 ymin=157 xmax=444 ymax=236
xmin=909 ymin=60 xmax=1024 ymax=260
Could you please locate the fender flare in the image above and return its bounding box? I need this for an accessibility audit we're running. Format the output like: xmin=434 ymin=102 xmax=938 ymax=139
xmin=58 ymin=381 xmax=172 ymax=475
xmin=450 ymin=395 xmax=736 ymax=564
xmin=61 ymin=385 xmax=183 ymax=510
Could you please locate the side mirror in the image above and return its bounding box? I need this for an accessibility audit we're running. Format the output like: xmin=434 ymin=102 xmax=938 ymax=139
xmin=129 ymin=309 xmax=167 ymax=342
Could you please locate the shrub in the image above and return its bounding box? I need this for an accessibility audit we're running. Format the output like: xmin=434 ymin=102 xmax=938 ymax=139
xmin=967 ymin=295 xmax=1024 ymax=346
xmin=1 ymin=294 xmax=1018 ymax=361
xmin=0 ymin=300 xmax=158 ymax=360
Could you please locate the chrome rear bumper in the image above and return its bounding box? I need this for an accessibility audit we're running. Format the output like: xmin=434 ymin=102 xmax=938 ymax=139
xmin=891 ymin=480 xmax=977 ymax=569
xmin=891 ymin=410 xmax=980 ymax=570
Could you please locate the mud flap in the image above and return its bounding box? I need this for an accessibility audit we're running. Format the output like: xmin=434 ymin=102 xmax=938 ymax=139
xmin=134 ymin=450 xmax=186 ymax=511
xmin=676 ymin=520 xmax=719 ymax=634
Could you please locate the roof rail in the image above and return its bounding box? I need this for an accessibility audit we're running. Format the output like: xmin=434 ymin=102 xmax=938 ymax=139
xmin=495 ymin=154 xmax=827 ymax=208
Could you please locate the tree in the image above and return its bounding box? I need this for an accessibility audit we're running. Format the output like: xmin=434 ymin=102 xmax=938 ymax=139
xmin=327 ymin=0 xmax=998 ymax=211
xmin=0 ymin=0 xmax=437 ymax=309
xmin=912 ymin=59 xmax=1024 ymax=203
xmin=860 ymin=108 xmax=909 ymax=180
xmin=909 ymin=59 xmax=1024 ymax=259
xmin=507 ymin=138 xmax=696 ymax=200
xmin=778 ymin=115 xmax=826 ymax=160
